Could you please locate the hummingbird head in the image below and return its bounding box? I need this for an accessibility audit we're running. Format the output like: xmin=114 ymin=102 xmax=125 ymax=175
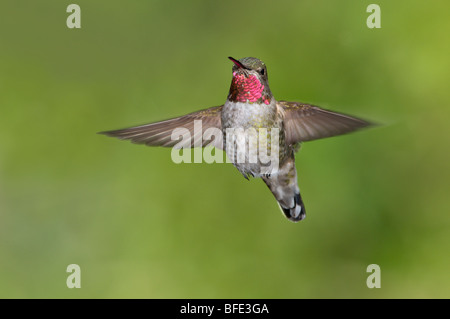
xmin=227 ymin=57 xmax=273 ymax=105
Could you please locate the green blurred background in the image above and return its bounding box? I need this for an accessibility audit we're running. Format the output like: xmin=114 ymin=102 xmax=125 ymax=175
xmin=0 ymin=0 xmax=449 ymax=298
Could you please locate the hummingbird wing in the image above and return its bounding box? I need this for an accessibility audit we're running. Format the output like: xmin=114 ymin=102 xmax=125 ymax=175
xmin=99 ymin=106 xmax=223 ymax=149
xmin=279 ymin=101 xmax=372 ymax=145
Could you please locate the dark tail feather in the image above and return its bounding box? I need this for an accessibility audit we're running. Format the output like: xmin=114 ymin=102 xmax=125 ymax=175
xmin=262 ymin=157 xmax=306 ymax=222
xmin=278 ymin=192 xmax=306 ymax=222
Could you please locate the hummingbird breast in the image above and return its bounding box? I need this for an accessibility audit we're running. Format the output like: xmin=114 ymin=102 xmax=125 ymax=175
xmin=221 ymin=100 xmax=288 ymax=178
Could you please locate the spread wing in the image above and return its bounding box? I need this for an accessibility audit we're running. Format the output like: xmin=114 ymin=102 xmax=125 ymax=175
xmin=279 ymin=101 xmax=372 ymax=145
xmin=99 ymin=106 xmax=223 ymax=149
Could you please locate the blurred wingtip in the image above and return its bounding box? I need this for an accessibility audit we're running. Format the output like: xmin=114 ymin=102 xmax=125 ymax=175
xmin=362 ymin=118 xmax=382 ymax=130
xmin=97 ymin=129 xmax=121 ymax=137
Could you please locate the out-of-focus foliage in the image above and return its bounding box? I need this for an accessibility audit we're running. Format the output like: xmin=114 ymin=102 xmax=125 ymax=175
xmin=0 ymin=0 xmax=448 ymax=298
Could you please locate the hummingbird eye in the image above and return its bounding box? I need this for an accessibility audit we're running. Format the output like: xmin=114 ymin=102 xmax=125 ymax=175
xmin=259 ymin=68 xmax=265 ymax=76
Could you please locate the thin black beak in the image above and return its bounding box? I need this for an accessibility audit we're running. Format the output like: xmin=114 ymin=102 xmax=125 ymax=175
xmin=228 ymin=56 xmax=246 ymax=69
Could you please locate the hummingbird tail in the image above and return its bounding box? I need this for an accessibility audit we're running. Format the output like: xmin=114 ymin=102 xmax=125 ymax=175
xmin=262 ymin=157 xmax=306 ymax=222
xmin=278 ymin=192 xmax=305 ymax=222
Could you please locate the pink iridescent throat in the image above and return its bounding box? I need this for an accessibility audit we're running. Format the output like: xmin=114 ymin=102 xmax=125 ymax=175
xmin=230 ymin=72 xmax=271 ymax=105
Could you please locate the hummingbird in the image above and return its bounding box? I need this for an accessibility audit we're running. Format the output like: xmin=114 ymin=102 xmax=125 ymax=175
xmin=100 ymin=57 xmax=371 ymax=222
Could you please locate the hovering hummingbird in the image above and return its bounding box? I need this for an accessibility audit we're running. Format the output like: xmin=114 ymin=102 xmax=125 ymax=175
xmin=100 ymin=57 xmax=371 ymax=222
